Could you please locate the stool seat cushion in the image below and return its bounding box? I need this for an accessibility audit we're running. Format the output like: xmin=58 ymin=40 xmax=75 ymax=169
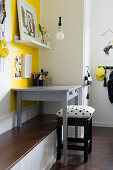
xmin=56 ymin=105 xmax=95 ymax=118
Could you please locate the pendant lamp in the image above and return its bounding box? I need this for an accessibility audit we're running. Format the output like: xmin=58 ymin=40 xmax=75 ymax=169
xmin=56 ymin=0 xmax=64 ymax=40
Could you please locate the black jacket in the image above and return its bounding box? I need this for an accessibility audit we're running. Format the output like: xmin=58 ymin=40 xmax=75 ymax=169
xmin=108 ymin=71 xmax=113 ymax=103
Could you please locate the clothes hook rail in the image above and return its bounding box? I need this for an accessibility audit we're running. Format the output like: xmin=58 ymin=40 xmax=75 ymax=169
xmin=98 ymin=66 xmax=113 ymax=69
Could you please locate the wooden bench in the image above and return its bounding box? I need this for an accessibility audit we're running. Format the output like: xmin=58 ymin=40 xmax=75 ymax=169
xmin=0 ymin=114 xmax=57 ymax=170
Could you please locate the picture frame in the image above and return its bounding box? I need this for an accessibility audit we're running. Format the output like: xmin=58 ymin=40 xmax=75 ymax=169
xmin=17 ymin=0 xmax=38 ymax=41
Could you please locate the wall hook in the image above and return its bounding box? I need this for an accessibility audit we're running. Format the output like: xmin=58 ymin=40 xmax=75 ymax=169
xmin=101 ymin=29 xmax=113 ymax=36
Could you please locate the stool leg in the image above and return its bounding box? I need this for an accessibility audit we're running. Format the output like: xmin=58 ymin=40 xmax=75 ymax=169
xmin=84 ymin=122 xmax=89 ymax=162
xmin=75 ymin=126 xmax=78 ymax=138
xmin=89 ymin=118 xmax=92 ymax=153
xmin=57 ymin=124 xmax=62 ymax=160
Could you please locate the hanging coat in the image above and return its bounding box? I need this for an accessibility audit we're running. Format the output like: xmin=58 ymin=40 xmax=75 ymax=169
xmin=108 ymin=71 xmax=113 ymax=103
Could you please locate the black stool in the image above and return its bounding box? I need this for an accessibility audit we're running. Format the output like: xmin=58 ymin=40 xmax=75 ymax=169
xmin=56 ymin=105 xmax=95 ymax=162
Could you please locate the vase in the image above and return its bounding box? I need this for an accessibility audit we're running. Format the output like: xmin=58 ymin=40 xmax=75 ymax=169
xmin=39 ymin=35 xmax=44 ymax=44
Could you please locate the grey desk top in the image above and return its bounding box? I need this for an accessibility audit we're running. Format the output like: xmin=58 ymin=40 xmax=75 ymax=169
xmin=12 ymin=85 xmax=81 ymax=92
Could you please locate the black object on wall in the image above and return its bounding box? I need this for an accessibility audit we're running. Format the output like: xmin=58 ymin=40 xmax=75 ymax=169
xmin=98 ymin=66 xmax=113 ymax=69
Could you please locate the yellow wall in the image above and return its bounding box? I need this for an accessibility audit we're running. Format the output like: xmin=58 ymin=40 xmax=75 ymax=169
xmin=11 ymin=0 xmax=40 ymax=112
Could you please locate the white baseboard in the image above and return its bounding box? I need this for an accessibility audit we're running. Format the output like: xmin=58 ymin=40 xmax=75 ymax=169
xmin=93 ymin=122 xmax=113 ymax=127
xmin=45 ymin=152 xmax=57 ymax=170
xmin=0 ymin=103 xmax=38 ymax=135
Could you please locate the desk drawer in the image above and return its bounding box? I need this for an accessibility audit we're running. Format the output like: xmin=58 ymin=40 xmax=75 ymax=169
xmin=67 ymin=89 xmax=79 ymax=100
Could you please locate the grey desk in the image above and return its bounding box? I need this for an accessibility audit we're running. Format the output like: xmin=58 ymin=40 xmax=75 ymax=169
xmin=12 ymin=85 xmax=81 ymax=166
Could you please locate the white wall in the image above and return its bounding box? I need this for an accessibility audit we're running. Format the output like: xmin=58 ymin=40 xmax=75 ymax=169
xmin=40 ymin=0 xmax=84 ymax=86
xmin=0 ymin=0 xmax=39 ymax=134
xmin=83 ymin=0 xmax=91 ymax=106
xmin=40 ymin=0 xmax=92 ymax=115
xmin=84 ymin=0 xmax=91 ymax=67
xmin=91 ymin=0 xmax=113 ymax=127
xmin=0 ymin=0 xmax=12 ymax=133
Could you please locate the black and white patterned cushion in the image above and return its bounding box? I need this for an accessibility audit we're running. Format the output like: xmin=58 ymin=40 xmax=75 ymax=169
xmin=56 ymin=105 xmax=95 ymax=118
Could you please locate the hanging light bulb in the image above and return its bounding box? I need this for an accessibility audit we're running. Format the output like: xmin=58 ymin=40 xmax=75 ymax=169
xmin=56 ymin=17 xmax=64 ymax=40
xmin=56 ymin=0 xmax=64 ymax=40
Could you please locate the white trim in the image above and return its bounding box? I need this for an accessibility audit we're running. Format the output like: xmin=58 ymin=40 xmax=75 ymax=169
xmin=0 ymin=103 xmax=38 ymax=121
xmin=93 ymin=122 xmax=113 ymax=127
xmin=0 ymin=103 xmax=38 ymax=135
xmin=45 ymin=152 xmax=57 ymax=170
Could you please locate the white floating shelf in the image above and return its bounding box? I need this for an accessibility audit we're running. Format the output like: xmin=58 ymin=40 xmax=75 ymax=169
xmin=14 ymin=37 xmax=52 ymax=50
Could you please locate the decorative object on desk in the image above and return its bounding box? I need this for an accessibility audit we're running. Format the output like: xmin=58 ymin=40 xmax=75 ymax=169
xmin=33 ymin=73 xmax=44 ymax=86
xmin=40 ymin=69 xmax=52 ymax=86
xmin=39 ymin=24 xmax=48 ymax=43
xmin=40 ymin=69 xmax=49 ymax=86
xmin=41 ymin=69 xmax=48 ymax=78
xmin=33 ymin=69 xmax=49 ymax=86
xmin=33 ymin=78 xmax=39 ymax=86
xmin=56 ymin=0 xmax=64 ymax=41
xmin=17 ymin=0 xmax=38 ymax=41
xmin=45 ymin=77 xmax=52 ymax=86
xmin=39 ymin=79 xmax=44 ymax=86
xmin=0 ymin=39 xmax=9 ymax=58
xmin=95 ymin=67 xmax=105 ymax=81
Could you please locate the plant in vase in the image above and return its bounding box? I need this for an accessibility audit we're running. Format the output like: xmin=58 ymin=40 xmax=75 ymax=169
xmin=39 ymin=24 xmax=47 ymax=43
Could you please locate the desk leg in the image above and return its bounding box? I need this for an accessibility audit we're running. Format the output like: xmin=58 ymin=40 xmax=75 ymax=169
xmin=75 ymin=92 xmax=79 ymax=138
xmin=17 ymin=92 xmax=22 ymax=127
xmin=63 ymin=99 xmax=68 ymax=166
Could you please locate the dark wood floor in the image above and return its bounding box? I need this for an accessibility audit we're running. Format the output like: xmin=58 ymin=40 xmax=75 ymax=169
xmin=0 ymin=114 xmax=57 ymax=170
xmin=51 ymin=127 xmax=113 ymax=170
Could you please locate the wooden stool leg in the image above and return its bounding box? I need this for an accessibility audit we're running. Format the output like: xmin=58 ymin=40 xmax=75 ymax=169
xmin=89 ymin=118 xmax=92 ymax=153
xmin=84 ymin=122 xmax=89 ymax=162
xmin=75 ymin=126 xmax=78 ymax=138
xmin=57 ymin=124 xmax=62 ymax=160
